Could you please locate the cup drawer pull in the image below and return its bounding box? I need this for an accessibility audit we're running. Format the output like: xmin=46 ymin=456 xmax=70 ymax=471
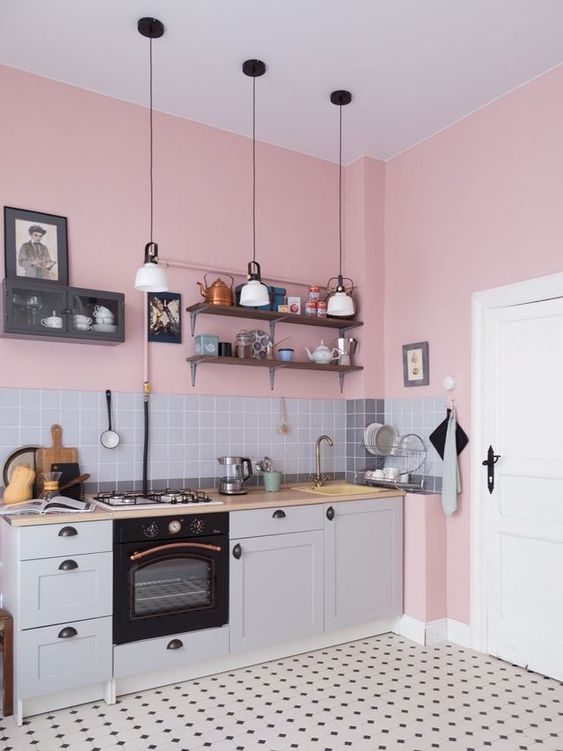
xmin=58 ymin=626 xmax=78 ymax=639
xmin=58 ymin=559 xmax=79 ymax=571
xmin=167 ymin=639 xmax=184 ymax=650
xmin=272 ymin=509 xmax=286 ymax=519
xmin=58 ymin=526 xmax=78 ymax=537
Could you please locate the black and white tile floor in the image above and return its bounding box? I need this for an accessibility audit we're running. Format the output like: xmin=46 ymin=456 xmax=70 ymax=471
xmin=2 ymin=634 xmax=563 ymax=751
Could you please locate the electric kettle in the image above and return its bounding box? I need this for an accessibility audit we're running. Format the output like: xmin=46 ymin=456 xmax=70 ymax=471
xmin=217 ymin=456 xmax=253 ymax=495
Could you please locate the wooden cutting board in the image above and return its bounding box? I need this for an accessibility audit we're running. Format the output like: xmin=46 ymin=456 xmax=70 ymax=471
xmin=36 ymin=425 xmax=79 ymax=483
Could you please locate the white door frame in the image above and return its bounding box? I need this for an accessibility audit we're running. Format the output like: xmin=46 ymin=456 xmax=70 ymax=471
xmin=471 ymin=272 xmax=563 ymax=653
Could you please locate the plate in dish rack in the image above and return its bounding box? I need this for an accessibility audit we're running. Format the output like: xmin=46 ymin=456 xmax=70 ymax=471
xmin=363 ymin=423 xmax=382 ymax=455
xmin=248 ymin=329 xmax=272 ymax=359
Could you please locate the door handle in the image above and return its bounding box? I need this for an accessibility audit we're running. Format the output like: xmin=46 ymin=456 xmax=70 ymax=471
xmin=58 ymin=559 xmax=78 ymax=571
xmin=58 ymin=526 xmax=78 ymax=537
xmin=272 ymin=509 xmax=286 ymax=519
xmin=167 ymin=639 xmax=184 ymax=650
xmin=482 ymin=445 xmax=500 ymax=494
xmin=58 ymin=626 xmax=78 ymax=639
xmin=326 ymin=506 xmax=335 ymax=521
xmin=232 ymin=543 xmax=242 ymax=559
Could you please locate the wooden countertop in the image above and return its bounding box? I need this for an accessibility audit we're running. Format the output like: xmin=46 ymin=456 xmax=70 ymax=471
xmin=2 ymin=483 xmax=404 ymax=526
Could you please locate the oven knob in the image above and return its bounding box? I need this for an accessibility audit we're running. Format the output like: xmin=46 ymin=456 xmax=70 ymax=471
xmin=143 ymin=521 xmax=159 ymax=539
xmin=168 ymin=520 xmax=182 ymax=535
xmin=190 ymin=518 xmax=205 ymax=534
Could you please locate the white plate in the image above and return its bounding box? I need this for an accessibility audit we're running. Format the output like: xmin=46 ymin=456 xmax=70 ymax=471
xmin=93 ymin=323 xmax=117 ymax=333
xmin=363 ymin=422 xmax=382 ymax=455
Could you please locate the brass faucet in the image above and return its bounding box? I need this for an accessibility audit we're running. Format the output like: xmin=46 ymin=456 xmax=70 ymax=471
xmin=310 ymin=434 xmax=334 ymax=487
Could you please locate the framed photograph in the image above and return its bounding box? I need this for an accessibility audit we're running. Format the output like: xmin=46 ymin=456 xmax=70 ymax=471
xmin=402 ymin=341 xmax=429 ymax=387
xmin=148 ymin=292 xmax=182 ymax=344
xmin=4 ymin=207 xmax=68 ymax=284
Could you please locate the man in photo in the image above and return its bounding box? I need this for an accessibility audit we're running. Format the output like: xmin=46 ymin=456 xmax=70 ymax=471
xmin=18 ymin=224 xmax=56 ymax=279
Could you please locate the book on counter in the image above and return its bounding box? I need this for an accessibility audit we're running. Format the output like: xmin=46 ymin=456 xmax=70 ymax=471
xmin=0 ymin=495 xmax=93 ymax=515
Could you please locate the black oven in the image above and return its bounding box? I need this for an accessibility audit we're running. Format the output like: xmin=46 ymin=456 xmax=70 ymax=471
xmin=113 ymin=512 xmax=229 ymax=644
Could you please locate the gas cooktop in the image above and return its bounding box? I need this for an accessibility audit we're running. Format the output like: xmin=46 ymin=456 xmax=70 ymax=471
xmin=92 ymin=488 xmax=223 ymax=510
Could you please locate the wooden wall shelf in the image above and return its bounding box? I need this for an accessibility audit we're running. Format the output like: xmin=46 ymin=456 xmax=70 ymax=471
xmin=186 ymin=355 xmax=363 ymax=392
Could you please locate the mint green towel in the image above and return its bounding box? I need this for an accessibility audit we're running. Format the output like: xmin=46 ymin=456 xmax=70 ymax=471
xmin=442 ymin=410 xmax=461 ymax=515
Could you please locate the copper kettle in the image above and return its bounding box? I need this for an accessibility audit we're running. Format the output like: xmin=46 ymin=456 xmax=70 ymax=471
xmin=197 ymin=274 xmax=234 ymax=306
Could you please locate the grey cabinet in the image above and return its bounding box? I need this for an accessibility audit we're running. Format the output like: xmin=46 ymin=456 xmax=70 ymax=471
xmin=230 ymin=530 xmax=324 ymax=653
xmin=324 ymin=498 xmax=403 ymax=632
xmin=1 ymin=278 xmax=125 ymax=344
xmin=0 ymin=518 xmax=114 ymax=719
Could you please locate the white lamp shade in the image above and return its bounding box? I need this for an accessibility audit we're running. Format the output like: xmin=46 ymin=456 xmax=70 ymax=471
xmin=134 ymin=262 xmax=168 ymax=292
xmin=239 ymin=279 xmax=270 ymax=307
xmin=327 ymin=290 xmax=355 ymax=317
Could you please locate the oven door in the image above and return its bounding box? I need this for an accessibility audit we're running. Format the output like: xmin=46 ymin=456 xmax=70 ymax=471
xmin=114 ymin=535 xmax=228 ymax=644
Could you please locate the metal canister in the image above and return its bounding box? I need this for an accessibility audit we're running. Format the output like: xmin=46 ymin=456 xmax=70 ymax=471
xmin=316 ymin=301 xmax=327 ymax=318
xmin=305 ymin=300 xmax=317 ymax=316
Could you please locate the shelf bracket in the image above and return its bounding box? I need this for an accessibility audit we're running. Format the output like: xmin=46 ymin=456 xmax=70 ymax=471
xmin=269 ymin=320 xmax=276 ymax=341
xmin=339 ymin=371 xmax=345 ymax=394
xmin=269 ymin=367 xmax=276 ymax=391
xmin=190 ymin=310 xmax=198 ymax=337
xmin=190 ymin=361 xmax=198 ymax=388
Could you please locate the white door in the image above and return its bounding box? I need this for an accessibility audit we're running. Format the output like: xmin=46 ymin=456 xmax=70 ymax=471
xmin=481 ymin=296 xmax=563 ymax=679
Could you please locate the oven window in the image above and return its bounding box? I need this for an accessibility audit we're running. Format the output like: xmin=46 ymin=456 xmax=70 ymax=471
xmin=131 ymin=555 xmax=213 ymax=618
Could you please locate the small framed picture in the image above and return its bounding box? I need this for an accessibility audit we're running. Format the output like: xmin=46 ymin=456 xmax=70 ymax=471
xmin=4 ymin=207 xmax=69 ymax=284
xmin=402 ymin=341 xmax=429 ymax=387
xmin=148 ymin=292 xmax=182 ymax=344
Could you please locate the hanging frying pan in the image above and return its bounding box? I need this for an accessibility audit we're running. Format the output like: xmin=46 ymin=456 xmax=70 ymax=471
xmin=100 ymin=389 xmax=120 ymax=449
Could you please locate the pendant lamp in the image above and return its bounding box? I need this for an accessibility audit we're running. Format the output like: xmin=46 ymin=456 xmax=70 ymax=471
xmin=134 ymin=17 xmax=168 ymax=292
xmin=239 ymin=59 xmax=270 ymax=308
xmin=326 ymin=90 xmax=355 ymax=318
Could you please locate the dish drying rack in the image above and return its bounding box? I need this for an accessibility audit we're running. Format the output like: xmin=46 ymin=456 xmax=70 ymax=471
xmin=363 ymin=432 xmax=427 ymax=491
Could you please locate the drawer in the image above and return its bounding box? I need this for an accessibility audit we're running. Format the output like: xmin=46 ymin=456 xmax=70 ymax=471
xmin=19 ymin=520 xmax=112 ymax=560
xmin=230 ymin=504 xmax=323 ymax=538
xmin=114 ymin=625 xmax=229 ymax=678
xmin=20 ymin=552 xmax=112 ymax=628
xmin=19 ymin=616 xmax=112 ymax=699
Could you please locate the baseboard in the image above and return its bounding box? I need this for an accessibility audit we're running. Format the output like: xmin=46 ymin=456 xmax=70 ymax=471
xmin=446 ymin=618 xmax=473 ymax=648
xmin=396 ymin=615 xmax=426 ymax=644
xmin=396 ymin=615 xmax=472 ymax=648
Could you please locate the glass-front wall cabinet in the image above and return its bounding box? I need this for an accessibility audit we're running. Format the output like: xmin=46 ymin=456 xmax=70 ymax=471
xmin=1 ymin=279 xmax=125 ymax=344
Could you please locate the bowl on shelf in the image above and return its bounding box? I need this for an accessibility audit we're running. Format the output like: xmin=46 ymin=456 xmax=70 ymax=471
xmin=277 ymin=348 xmax=294 ymax=362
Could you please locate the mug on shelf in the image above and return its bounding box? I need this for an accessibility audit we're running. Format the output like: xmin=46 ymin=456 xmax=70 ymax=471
xmin=41 ymin=315 xmax=63 ymax=329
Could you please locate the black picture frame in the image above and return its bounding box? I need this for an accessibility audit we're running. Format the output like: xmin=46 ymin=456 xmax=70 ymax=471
xmin=4 ymin=206 xmax=69 ymax=285
xmin=402 ymin=341 xmax=429 ymax=387
xmin=147 ymin=292 xmax=182 ymax=344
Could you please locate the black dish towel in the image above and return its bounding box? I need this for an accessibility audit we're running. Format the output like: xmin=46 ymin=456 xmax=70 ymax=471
xmin=429 ymin=409 xmax=469 ymax=459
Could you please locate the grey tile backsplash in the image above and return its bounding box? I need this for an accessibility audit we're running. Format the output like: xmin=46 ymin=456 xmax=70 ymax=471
xmin=0 ymin=388 xmax=448 ymax=493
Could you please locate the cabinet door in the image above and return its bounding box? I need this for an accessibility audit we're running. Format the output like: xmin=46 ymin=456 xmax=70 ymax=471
xmin=19 ymin=616 xmax=112 ymax=699
xmin=324 ymin=498 xmax=403 ymax=631
xmin=230 ymin=531 xmax=323 ymax=653
xmin=68 ymin=287 xmax=125 ymax=342
xmin=3 ymin=279 xmax=68 ymax=336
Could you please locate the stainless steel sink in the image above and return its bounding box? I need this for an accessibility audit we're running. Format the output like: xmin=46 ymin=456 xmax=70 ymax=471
xmin=291 ymin=483 xmax=387 ymax=496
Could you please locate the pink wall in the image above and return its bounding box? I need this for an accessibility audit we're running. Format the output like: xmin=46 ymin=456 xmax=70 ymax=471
xmin=385 ymin=66 xmax=563 ymax=623
xmin=0 ymin=64 xmax=366 ymax=398
xmin=403 ymin=494 xmax=446 ymax=622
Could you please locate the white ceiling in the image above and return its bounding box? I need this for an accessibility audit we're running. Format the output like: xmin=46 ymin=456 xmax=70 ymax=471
xmin=1 ymin=0 xmax=562 ymax=162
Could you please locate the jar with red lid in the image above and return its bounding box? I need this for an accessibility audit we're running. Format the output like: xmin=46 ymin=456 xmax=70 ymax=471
xmin=308 ymin=285 xmax=320 ymax=302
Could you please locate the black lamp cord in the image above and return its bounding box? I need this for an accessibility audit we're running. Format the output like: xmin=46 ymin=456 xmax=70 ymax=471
xmin=149 ymin=36 xmax=154 ymax=246
xmin=252 ymin=75 xmax=256 ymax=264
xmin=338 ymin=103 xmax=343 ymax=282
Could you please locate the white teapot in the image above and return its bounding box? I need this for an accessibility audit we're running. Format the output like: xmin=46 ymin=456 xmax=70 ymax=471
xmin=305 ymin=340 xmax=340 ymax=365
